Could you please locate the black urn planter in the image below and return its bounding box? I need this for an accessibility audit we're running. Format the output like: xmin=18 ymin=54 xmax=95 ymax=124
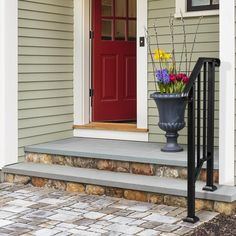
xmin=151 ymin=92 xmax=188 ymax=152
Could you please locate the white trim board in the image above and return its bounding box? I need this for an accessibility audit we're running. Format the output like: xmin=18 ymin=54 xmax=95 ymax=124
xmin=74 ymin=129 xmax=148 ymax=142
xmin=0 ymin=0 xmax=18 ymax=168
xmin=219 ymin=1 xmax=235 ymax=186
xmin=175 ymin=0 xmax=219 ymax=18
xmin=73 ymin=0 xmax=148 ymax=141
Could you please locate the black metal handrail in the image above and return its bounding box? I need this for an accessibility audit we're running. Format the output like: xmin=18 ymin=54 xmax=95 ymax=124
xmin=182 ymin=57 xmax=220 ymax=223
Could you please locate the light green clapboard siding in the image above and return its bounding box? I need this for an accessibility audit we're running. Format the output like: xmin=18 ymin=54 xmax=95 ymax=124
xmin=147 ymin=0 xmax=219 ymax=147
xmin=18 ymin=0 xmax=74 ymax=161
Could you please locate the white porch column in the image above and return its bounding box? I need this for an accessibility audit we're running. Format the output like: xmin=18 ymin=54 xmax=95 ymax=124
xmin=219 ymin=1 xmax=235 ymax=185
xmin=0 ymin=0 xmax=18 ymax=168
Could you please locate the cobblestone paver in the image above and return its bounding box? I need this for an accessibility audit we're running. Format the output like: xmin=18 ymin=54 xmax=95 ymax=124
xmin=0 ymin=183 xmax=219 ymax=235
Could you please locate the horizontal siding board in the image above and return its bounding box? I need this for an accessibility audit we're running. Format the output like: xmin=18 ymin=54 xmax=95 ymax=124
xmin=19 ymin=10 xmax=73 ymax=23
xmin=19 ymin=106 xmax=73 ymax=119
xmin=148 ymin=17 xmax=219 ymax=26
xmin=19 ymin=65 xmax=73 ymax=73
xmin=19 ymin=47 xmax=73 ymax=56
xmin=19 ymin=73 xmax=73 ymax=82
xmin=19 ymin=81 xmax=73 ymax=91
xmin=19 ymin=28 xmax=73 ymax=40
xmin=19 ymin=97 xmax=73 ymax=109
xmin=22 ymin=0 xmax=73 ymax=8
xmin=19 ymin=56 xmax=73 ymax=64
xmin=18 ymin=0 xmax=74 ymax=161
xmin=19 ymin=1 xmax=73 ymax=15
xmin=18 ymin=130 xmax=73 ymax=149
xmin=19 ymin=89 xmax=73 ymax=100
xmin=19 ymin=122 xmax=72 ymax=139
xmin=19 ymin=19 xmax=73 ymax=31
xmin=19 ymin=114 xmax=73 ymax=129
xmin=19 ymin=37 xmax=73 ymax=48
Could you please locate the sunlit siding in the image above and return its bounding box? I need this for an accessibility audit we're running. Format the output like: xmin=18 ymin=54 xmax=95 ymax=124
xmin=148 ymin=0 xmax=219 ymax=146
xmin=18 ymin=0 xmax=74 ymax=161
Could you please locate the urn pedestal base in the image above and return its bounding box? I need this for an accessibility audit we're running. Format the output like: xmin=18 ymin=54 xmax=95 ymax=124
xmin=161 ymin=132 xmax=183 ymax=152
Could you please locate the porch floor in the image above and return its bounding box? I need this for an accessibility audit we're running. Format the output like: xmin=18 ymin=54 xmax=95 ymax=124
xmin=24 ymin=137 xmax=219 ymax=169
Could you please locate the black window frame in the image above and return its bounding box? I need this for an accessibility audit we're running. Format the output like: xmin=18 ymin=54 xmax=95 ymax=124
xmin=187 ymin=0 xmax=219 ymax=12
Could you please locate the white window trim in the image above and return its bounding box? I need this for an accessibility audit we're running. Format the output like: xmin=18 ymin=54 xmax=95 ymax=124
xmin=219 ymin=1 xmax=235 ymax=186
xmin=0 ymin=0 xmax=18 ymax=168
xmin=73 ymin=0 xmax=148 ymax=141
xmin=175 ymin=0 xmax=219 ymax=18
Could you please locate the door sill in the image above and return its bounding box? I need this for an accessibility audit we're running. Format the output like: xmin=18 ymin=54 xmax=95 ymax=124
xmin=73 ymin=122 xmax=148 ymax=133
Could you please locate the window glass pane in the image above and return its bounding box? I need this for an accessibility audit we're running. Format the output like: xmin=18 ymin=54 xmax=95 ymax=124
xmin=192 ymin=0 xmax=210 ymax=6
xmin=115 ymin=0 xmax=126 ymax=17
xmin=115 ymin=20 xmax=126 ymax=40
xmin=102 ymin=0 xmax=113 ymax=16
xmin=102 ymin=19 xmax=113 ymax=40
xmin=128 ymin=0 xmax=136 ymax=18
xmin=128 ymin=20 xmax=136 ymax=41
xmin=212 ymin=0 xmax=219 ymax=4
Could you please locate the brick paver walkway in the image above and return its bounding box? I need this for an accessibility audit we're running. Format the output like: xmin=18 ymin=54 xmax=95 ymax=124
xmin=0 ymin=183 xmax=219 ymax=236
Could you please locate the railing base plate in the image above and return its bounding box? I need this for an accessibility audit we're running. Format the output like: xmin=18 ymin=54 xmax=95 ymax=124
xmin=202 ymin=185 xmax=217 ymax=192
xmin=183 ymin=216 xmax=200 ymax=224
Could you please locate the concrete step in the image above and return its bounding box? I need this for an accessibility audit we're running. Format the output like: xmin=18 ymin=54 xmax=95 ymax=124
xmin=24 ymin=138 xmax=219 ymax=168
xmin=2 ymin=162 xmax=235 ymax=203
xmin=24 ymin=138 xmax=219 ymax=182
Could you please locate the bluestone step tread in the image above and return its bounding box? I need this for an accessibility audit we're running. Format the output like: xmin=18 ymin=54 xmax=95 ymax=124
xmin=24 ymin=137 xmax=219 ymax=168
xmin=3 ymin=162 xmax=234 ymax=202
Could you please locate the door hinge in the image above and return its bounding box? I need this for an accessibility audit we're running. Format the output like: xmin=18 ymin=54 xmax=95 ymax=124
xmin=89 ymin=88 xmax=94 ymax=97
xmin=89 ymin=30 xmax=94 ymax=39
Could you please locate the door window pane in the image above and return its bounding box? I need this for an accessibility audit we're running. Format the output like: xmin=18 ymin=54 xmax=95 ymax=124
xmin=212 ymin=0 xmax=219 ymax=4
xmin=102 ymin=0 xmax=113 ymax=16
xmin=192 ymin=0 xmax=210 ymax=6
xmin=128 ymin=0 xmax=136 ymax=17
xmin=102 ymin=19 xmax=113 ymax=40
xmin=128 ymin=20 xmax=136 ymax=41
xmin=115 ymin=0 xmax=126 ymax=17
xmin=115 ymin=20 xmax=126 ymax=40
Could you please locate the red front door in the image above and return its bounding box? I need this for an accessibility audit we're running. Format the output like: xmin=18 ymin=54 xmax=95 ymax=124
xmin=92 ymin=0 xmax=137 ymax=122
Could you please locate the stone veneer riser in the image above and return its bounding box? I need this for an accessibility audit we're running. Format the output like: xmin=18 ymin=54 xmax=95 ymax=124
xmin=4 ymin=173 xmax=235 ymax=216
xmin=25 ymin=152 xmax=219 ymax=183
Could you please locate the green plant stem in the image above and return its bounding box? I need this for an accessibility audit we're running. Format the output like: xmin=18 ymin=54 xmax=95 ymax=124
xmin=145 ymin=28 xmax=158 ymax=92
xmin=188 ymin=16 xmax=203 ymax=73
xmin=169 ymin=15 xmax=176 ymax=72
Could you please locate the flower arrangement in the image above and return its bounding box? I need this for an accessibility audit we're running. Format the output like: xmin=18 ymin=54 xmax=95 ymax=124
xmin=154 ymin=49 xmax=189 ymax=93
xmin=146 ymin=15 xmax=202 ymax=94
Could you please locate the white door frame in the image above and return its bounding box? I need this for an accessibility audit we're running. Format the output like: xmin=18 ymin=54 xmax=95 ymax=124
xmin=73 ymin=0 xmax=148 ymax=141
xmin=0 ymin=0 xmax=18 ymax=168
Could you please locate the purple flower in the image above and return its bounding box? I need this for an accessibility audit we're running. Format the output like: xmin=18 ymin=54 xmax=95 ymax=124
xmin=155 ymin=69 xmax=170 ymax=84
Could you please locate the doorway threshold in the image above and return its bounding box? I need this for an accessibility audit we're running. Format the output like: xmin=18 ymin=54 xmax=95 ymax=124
xmin=73 ymin=122 xmax=148 ymax=133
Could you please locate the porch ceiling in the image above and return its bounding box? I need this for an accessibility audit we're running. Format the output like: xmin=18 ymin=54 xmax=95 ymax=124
xmin=24 ymin=138 xmax=219 ymax=169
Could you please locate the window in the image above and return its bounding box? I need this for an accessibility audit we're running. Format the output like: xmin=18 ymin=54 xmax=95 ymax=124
xmin=101 ymin=0 xmax=137 ymax=41
xmin=187 ymin=0 xmax=219 ymax=12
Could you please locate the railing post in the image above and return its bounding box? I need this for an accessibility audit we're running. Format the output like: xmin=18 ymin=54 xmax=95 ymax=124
xmin=203 ymin=62 xmax=217 ymax=192
xmin=183 ymin=58 xmax=220 ymax=223
xmin=183 ymin=86 xmax=200 ymax=223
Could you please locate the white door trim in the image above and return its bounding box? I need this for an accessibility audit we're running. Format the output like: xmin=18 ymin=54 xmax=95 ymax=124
xmin=0 ymin=0 xmax=18 ymax=168
xmin=219 ymin=1 xmax=235 ymax=186
xmin=73 ymin=0 xmax=148 ymax=141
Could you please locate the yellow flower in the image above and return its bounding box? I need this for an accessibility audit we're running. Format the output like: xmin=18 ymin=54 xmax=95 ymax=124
xmin=154 ymin=49 xmax=172 ymax=61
